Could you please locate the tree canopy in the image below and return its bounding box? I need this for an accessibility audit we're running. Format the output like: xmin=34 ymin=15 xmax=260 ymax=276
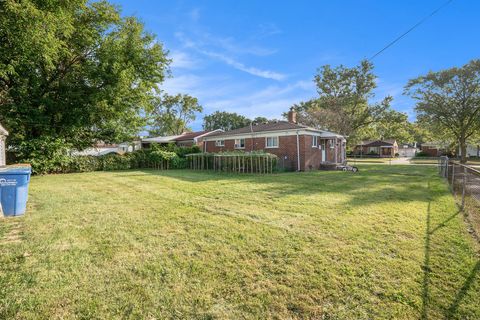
xmin=369 ymin=109 xmax=414 ymax=143
xmin=292 ymin=60 xmax=392 ymax=144
xmin=149 ymin=93 xmax=203 ymax=136
xmin=405 ymin=59 xmax=480 ymax=162
xmin=0 ymin=0 xmax=169 ymax=159
xmin=202 ymin=111 xmax=251 ymax=131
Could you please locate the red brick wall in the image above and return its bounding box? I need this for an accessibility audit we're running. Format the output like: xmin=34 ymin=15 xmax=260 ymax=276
xmin=304 ymin=136 xmax=323 ymax=170
xmin=421 ymin=146 xmax=440 ymax=157
xmin=204 ymin=135 xmax=311 ymax=170
xmin=205 ymin=134 xmax=332 ymax=171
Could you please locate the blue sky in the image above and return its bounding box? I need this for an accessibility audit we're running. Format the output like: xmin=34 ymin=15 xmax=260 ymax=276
xmin=113 ymin=0 xmax=479 ymax=131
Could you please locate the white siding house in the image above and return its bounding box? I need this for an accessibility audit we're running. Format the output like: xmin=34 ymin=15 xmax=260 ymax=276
xmin=0 ymin=123 xmax=8 ymax=166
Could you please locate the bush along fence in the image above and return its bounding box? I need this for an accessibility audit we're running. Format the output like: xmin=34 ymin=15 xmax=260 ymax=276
xmin=186 ymin=152 xmax=278 ymax=174
xmin=438 ymin=156 xmax=480 ymax=237
xmin=26 ymin=148 xmax=191 ymax=175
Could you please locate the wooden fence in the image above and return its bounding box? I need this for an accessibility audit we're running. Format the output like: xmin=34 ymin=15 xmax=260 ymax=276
xmin=186 ymin=153 xmax=277 ymax=174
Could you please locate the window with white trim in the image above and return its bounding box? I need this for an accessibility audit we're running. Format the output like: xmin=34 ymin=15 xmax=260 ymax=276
xmin=265 ymin=136 xmax=279 ymax=148
xmin=215 ymin=140 xmax=225 ymax=147
xmin=234 ymin=138 xmax=245 ymax=149
xmin=330 ymin=139 xmax=335 ymax=149
xmin=312 ymin=136 xmax=319 ymax=147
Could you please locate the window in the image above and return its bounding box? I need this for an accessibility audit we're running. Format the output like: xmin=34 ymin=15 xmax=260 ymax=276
xmin=330 ymin=139 xmax=335 ymax=149
xmin=266 ymin=136 xmax=279 ymax=148
xmin=312 ymin=136 xmax=319 ymax=147
xmin=234 ymin=138 xmax=245 ymax=149
xmin=215 ymin=140 xmax=225 ymax=147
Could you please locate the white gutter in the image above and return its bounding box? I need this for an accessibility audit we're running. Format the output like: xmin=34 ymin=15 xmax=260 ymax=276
xmin=296 ymin=130 xmax=301 ymax=171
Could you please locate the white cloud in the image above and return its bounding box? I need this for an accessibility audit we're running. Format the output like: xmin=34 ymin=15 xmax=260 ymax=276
xmin=199 ymin=49 xmax=286 ymax=81
xmin=175 ymin=32 xmax=286 ymax=81
xmin=169 ymin=51 xmax=199 ymax=69
xmin=162 ymin=74 xmax=203 ymax=94
xmin=160 ymin=72 xmax=315 ymax=122
xmin=202 ymin=80 xmax=316 ymax=119
xmin=254 ymin=23 xmax=282 ymax=39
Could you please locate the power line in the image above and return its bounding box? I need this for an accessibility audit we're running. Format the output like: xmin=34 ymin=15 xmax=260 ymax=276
xmin=369 ymin=0 xmax=454 ymax=61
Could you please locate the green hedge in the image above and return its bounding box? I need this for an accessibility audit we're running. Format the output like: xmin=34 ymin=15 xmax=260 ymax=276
xmin=24 ymin=143 xmax=200 ymax=175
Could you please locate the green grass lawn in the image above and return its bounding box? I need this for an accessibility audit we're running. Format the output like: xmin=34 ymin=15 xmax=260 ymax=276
xmin=1 ymin=166 xmax=479 ymax=319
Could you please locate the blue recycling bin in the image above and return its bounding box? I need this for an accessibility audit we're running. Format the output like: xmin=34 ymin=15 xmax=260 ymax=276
xmin=0 ymin=166 xmax=32 ymax=217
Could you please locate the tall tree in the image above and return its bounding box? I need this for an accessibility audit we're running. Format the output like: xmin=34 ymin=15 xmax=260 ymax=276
xmin=293 ymin=60 xmax=391 ymax=144
xmin=0 ymin=0 xmax=169 ymax=159
xmin=405 ymin=60 xmax=480 ymax=163
xmin=372 ymin=109 xmax=414 ymax=143
xmin=149 ymin=93 xmax=203 ymax=136
xmin=408 ymin=121 xmax=435 ymax=145
xmin=202 ymin=111 xmax=251 ymax=131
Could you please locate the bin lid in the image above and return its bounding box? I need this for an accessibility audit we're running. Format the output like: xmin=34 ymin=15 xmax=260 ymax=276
xmin=0 ymin=165 xmax=31 ymax=175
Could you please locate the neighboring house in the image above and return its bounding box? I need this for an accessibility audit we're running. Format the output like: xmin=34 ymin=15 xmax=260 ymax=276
xmin=420 ymin=142 xmax=448 ymax=157
xmin=460 ymin=143 xmax=480 ymax=158
xmin=141 ymin=130 xmax=222 ymax=149
xmin=398 ymin=143 xmax=418 ymax=157
xmin=353 ymin=139 xmax=399 ymax=157
xmin=0 ymin=123 xmax=8 ymax=166
xmin=202 ymin=111 xmax=347 ymax=171
xmin=72 ymin=141 xmax=141 ymax=157
xmin=420 ymin=141 xmax=480 ymax=158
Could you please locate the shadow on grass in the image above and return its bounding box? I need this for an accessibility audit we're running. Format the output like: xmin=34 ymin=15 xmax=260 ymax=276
xmin=446 ymin=260 xmax=480 ymax=317
xmin=421 ymin=190 xmax=479 ymax=319
xmin=421 ymin=199 xmax=432 ymax=320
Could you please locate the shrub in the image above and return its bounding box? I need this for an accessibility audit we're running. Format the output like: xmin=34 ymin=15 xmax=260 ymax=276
xmin=151 ymin=142 xmax=201 ymax=158
xmin=15 ymin=137 xmax=74 ymax=175
xmin=69 ymin=156 xmax=102 ymax=172
xmin=415 ymin=151 xmax=430 ymax=157
xmin=100 ymin=153 xmax=132 ymax=171
xmin=17 ymin=139 xmax=208 ymax=175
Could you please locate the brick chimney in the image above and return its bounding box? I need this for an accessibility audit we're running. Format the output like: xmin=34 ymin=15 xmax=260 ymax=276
xmin=287 ymin=110 xmax=297 ymax=124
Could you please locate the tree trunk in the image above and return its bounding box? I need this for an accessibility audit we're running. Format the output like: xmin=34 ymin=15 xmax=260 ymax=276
xmin=459 ymin=138 xmax=467 ymax=164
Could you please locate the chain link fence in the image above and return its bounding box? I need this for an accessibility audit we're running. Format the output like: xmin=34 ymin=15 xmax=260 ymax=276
xmin=438 ymin=156 xmax=480 ymax=236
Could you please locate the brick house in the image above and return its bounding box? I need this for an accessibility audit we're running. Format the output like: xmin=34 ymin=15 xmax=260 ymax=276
xmin=353 ymin=139 xmax=398 ymax=157
xmin=420 ymin=142 xmax=447 ymax=157
xmin=142 ymin=130 xmax=222 ymax=149
xmin=202 ymin=112 xmax=346 ymax=171
xmin=0 ymin=123 xmax=7 ymax=166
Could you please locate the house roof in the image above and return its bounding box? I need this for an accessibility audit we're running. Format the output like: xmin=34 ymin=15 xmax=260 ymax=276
xmin=205 ymin=121 xmax=344 ymax=139
xmin=0 ymin=123 xmax=8 ymax=136
xmin=421 ymin=141 xmax=448 ymax=148
xmin=357 ymin=139 xmax=397 ymax=147
xmin=174 ymin=131 xmax=209 ymax=141
xmin=72 ymin=148 xmax=122 ymax=157
xmin=142 ymin=134 xmax=183 ymax=143
xmin=142 ymin=130 xmax=222 ymax=143
xmin=207 ymin=121 xmax=307 ymax=137
xmin=173 ymin=130 xmax=223 ymax=141
xmin=399 ymin=143 xmax=417 ymax=149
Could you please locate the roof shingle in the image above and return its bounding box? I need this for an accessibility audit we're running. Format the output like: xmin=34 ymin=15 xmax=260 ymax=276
xmin=206 ymin=121 xmax=309 ymax=138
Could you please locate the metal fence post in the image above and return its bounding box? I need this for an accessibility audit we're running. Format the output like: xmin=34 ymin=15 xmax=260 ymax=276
xmin=452 ymin=163 xmax=455 ymax=194
xmin=445 ymin=158 xmax=449 ymax=179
